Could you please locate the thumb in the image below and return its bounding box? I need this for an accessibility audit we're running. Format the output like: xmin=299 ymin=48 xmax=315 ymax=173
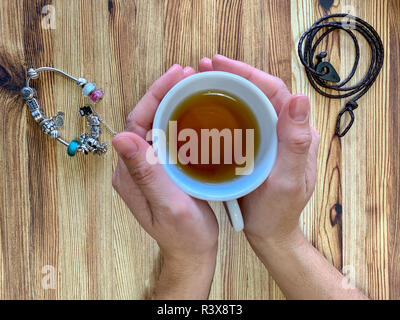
xmin=112 ymin=131 xmax=183 ymax=207
xmin=273 ymin=94 xmax=312 ymax=181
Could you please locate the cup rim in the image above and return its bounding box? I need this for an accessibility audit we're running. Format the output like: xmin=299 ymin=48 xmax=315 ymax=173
xmin=152 ymin=71 xmax=278 ymax=201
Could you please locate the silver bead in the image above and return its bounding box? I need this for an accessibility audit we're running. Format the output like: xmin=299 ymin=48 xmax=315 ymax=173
xmin=87 ymin=115 xmax=101 ymax=126
xmin=27 ymin=68 xmax=39 ymax=79
xmin=49 ymin=130 xmax=60 ymax=139
xmin=53 ymin=111 xmax=65 ymax=128
xmin=41 ymin=120 xmax=55 ymax=134
xmin=90 ymin=126 xmax=101 ymax=139
xmin=78 ymin=145 xmax=89 ymax=155
xmin=20 ymin=87 xmax=35 ymax=100
xmin=95 ymin=143 xmax=107 ymax=156
xmin=76 ymin=78 xmax=88 ymax=87
xmin=26 ymin=98 xmax=39 ymax=111
xmin=32 ymin=109 xmax=46 ymax=123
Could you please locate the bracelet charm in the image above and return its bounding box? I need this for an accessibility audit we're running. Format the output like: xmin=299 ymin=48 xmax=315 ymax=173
xmin=20 ymin=67 xmax=118 ymax=157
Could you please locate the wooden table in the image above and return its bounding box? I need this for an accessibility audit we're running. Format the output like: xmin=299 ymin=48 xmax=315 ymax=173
xmin=0 ymin=0 xmax=399 ymax=299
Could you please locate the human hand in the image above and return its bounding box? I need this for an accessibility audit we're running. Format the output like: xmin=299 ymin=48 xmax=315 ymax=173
xmin=112 ymin=65 xmax=219 ymax=299
xmin=199 ymin=56 xmax=370 ymax=301
xmin=198 ymin=55 xmax=320 ymax=249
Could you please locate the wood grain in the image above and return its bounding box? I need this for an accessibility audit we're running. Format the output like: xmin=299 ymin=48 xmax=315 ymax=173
xmin=0 ymin=0 xmax=399 ymax=300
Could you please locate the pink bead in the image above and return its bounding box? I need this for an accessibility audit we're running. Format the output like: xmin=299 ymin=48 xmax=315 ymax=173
xmin=90 ymin=89 xmax=104 ymax=103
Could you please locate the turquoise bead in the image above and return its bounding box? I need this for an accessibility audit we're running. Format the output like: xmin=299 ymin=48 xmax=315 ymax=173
xmin=82 ymin=82 xmax=96 ymax=97
xmin=67 ymin=140 xmax=80 ymax=157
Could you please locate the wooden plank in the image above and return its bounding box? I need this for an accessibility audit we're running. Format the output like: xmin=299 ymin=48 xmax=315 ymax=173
xmin=241 ymin=0 xmax=293 ymax=300
xmin=54 ymin=0 xmax=111 ymax=299
xmin=340 ymin=0 xmax=369 ymax=296
xmin=362 ymin=0 xmax=390 ymax=300
xmin=0 ymin=0 xmax=29 ymax=300
xmin=340 ymin=0 xmax=392 ymax=299
xmin=110 ymin=0 xmax=165 ymax=299
xmin=388 ymin=0 xmax=400 ymax=300
xmin=292 ymin=0 xmax=344 ymax=276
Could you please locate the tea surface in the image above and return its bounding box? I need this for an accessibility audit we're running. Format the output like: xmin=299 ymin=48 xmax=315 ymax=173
xmin=169 ymin=90 xmax=260 ymax=183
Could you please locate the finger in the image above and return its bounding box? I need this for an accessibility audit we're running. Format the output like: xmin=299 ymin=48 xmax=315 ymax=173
xmin=211 ymin=54 xmax=291 ymax=114
xmin=112 ymin=132 xmax=190 ymax=213
xmin=310 ymin=126 xmax=321 ymax=159
xmin=125 ymin=64 xmax=185 ymax=138
xmin=271 ymin=94 xmax=312 ymax=184
xmin=305 ymin=125 xmax=320 ymax=195
xmin=198 ymin=57 xmax=214 ymax=72
xmin=183 ymin=66 xmax=196 ymax=78
xmin=112 ymin=157 xmax=153 ymax=229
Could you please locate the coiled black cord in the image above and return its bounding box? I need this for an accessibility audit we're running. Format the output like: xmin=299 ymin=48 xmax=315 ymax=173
xmin=298 ymin=14 xmax=384 ymax=137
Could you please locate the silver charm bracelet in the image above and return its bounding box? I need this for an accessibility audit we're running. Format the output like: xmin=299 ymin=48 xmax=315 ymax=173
xmin=20 ymin=67 xmax=118 ymax=157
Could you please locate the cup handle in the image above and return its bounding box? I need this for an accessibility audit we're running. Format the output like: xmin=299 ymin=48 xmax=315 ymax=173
xmin=223 ymin=199 xmax=244 ymax=232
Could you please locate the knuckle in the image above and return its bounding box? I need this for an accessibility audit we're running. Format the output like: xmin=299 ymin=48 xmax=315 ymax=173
xmin=288 ymin=132 xmax=312 ymax=154
xmin=125 ymin=110 xmax=137 ymax=131
xmin=130 ymin=161 xmax=154 ymax=185
xmin=165 ymin=199 xmax=191 ymax=219
xmin=275 ymin=178 xmax=303 ymax=195
xmin=125 ymin=110 xmax=146 ymax=133
xmin=311 ymin=125 xmax=321 ymax=142
xmin=111 ymin=172 xmax=120 ymax=190
xmin=172 ymin=201 xmax=190 ymax=217
xmin=269 ymin=77 xmax=289 ymax=101
xmin=273 ymin=78 xmax=288 ymax=95
xmin=287 ymin=182 xmax=303 ymax=195
xmin=275 ymin=77 xmax=287 ymax=90
xmin=315 ymin=131 xmax=321 ymax=145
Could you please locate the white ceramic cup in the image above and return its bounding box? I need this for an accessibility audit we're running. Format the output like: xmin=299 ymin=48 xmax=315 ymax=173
xmin=152 ymin=71 xmax=278 ymax=231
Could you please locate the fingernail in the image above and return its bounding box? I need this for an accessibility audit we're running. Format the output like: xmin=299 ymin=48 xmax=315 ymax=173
xmin=168 ymin=64 xmax=181 ymax=73
xmin=213 ymin=53 xmax=227 ymax=61
xmin=289 ymin=96 xmax=309 ymax=122
xmin=113 ymin=136 xmax=139 ymax=159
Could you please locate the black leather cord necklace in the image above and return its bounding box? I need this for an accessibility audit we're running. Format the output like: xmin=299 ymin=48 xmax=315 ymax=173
xmin=298 ymin=14 xmax=384 ymax=137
